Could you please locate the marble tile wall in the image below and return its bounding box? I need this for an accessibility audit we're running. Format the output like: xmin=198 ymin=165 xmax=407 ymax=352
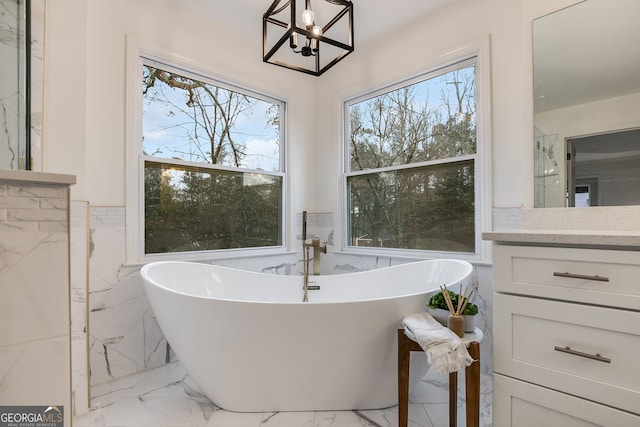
xmin=0 ymin=177 xmax=72 ymax=427
xmin=88 ymin=207 xmax=170 ymax=387
xmin=523 ymin=205 xmax=640 ymax=231
xmin=491 ymin=207 xmax=522 ymax=231
xmin=70 ymin=201 xmax=89 ymax=416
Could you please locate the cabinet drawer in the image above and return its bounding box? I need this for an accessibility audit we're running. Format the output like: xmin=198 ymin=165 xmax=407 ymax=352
xmin=494 ymin=293 xmax=640 ymax=415
xmin=494 ymin=244 xmax=640 ymax=309
xmin=494 ymin=374 xmax=640 ymax=427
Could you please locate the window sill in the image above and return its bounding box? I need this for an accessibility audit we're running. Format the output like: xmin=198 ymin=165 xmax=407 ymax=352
xmin=124 ymin=246 xmax=295 ymax=267
xmin=336 ymin=246 xmax=489 ymax=266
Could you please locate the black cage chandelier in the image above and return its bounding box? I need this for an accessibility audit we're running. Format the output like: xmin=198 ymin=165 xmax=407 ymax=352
xmin=263 ymin=0 xmax=354 ymax=76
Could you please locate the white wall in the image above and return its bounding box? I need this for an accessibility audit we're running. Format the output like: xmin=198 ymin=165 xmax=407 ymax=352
xmin=43 ymin=0 xmax=88 ymax=194
xmin=536 ymin=92 xmax=640 ymax=139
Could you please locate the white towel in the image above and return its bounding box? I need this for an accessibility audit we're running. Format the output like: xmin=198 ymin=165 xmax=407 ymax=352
xmin=402 ymin=312 xmax=474 ymax=375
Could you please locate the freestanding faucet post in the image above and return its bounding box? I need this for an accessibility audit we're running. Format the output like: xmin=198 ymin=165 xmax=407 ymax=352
xmin=302 ymin=211 xmax=310 ymax=302
xmin=301 ymin=211 xmax=324 ymax=302
xmin=302 ymin=211 xmax=307 ymax=242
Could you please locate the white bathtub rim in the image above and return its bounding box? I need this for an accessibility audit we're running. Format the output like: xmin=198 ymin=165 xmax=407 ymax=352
xmin=140 ymin=258 xmax=473 ymax=305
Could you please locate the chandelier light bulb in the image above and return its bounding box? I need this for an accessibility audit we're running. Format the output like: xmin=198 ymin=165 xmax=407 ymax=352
xmin=301 ymin=9 xmax=315 ymax=27
xmin=263 ymin=0 xmax=354 ymax=76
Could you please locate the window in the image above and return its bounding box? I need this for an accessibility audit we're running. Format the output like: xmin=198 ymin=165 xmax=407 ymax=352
xmin=140 ymin=60 xmax=285 ymax=256
xmin=345 ymin=58 xmax=478 ymax=254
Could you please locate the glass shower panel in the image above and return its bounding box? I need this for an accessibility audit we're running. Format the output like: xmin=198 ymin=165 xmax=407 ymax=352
xmin=534 ymin=128 xmax=562 ymax=207
xmin=0 ymin=0 xmax=28 ymax=169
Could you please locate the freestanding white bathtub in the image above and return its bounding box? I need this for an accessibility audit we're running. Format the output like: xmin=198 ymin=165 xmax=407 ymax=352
xmin=141 ymin=259 xmax=473 ymax=412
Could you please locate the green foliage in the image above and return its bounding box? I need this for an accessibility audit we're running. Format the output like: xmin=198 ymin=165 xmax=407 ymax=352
xmin=427 ymin=289 xmax=478 ymax=316
xmin=144 ymin=165 xmax=282 ymax=254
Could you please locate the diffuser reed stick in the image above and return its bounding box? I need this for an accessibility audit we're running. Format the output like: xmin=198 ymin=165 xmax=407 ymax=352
xmin=459 ymin=289 xmax=474 ymax=316
xmin=440 ymin=285 xmax=474 ymax=316
xmin=439 ymin=285 xmax=456 ymax=314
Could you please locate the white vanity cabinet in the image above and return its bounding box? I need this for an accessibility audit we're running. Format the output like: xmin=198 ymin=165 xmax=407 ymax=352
xmin=485 ymin=234 xmax=640 ymax=426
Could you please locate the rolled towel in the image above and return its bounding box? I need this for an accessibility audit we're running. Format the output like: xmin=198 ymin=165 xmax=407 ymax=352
xmin=402 ymin=312 xmax=474 ymax=375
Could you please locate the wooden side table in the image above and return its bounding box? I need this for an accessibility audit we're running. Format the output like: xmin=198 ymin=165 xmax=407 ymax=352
xmin=397 ymin=328 xmax=483 ymax=427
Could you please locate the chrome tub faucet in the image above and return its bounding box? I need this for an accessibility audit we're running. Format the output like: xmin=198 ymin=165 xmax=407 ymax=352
xmin=302 ymin=211 xmax=325 ymax=302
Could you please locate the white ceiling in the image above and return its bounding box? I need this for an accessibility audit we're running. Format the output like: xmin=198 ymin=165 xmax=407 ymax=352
xmin=166 ymin=0 xmax=454 ymax=45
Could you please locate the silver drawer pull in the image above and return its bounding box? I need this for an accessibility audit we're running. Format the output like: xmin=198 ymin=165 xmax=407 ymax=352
xmin=554 ymin=346 xmax=611 ymax=364
xmin=553 ymin=272 xmax=610 ymax=282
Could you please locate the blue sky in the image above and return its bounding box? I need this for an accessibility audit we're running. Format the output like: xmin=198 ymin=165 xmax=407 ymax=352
xmin=142 ymin=66 xmax=281 ymax=172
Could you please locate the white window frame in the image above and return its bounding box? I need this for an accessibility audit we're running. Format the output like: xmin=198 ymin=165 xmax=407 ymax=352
xmin=341 ymin=38 xmax=492 ymax=263
xmin=125 ymin=37 xmax=288 ymax=264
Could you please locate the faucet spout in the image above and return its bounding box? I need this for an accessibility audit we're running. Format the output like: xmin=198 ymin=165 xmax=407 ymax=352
xmin=301 ymin=211 xmax=326 ymax=301
xmin=311 ymin=238 xmax=327 ymax=275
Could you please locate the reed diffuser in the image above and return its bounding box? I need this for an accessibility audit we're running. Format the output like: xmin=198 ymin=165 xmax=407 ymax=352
xmin=440 ymin=284 xmax=474 ymax=338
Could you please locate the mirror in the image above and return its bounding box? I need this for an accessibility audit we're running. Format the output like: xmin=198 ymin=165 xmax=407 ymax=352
xmin=533 ymin=0 xmax=640 ymax=207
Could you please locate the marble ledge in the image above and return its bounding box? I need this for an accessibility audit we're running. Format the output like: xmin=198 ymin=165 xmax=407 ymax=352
xmin=0 ymin=169 xmax=76 ymax=186
xmin=483 ymin=230 xmax=640 ymax=249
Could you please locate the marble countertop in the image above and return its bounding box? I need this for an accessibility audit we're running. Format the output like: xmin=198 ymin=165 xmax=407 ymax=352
xmin=0 ymin=169 xmax=76 ymax=185
xmin=483 ymin=230 xmax=640 ymax=248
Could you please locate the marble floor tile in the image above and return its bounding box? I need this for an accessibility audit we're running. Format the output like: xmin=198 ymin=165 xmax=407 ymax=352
xmin=74 ymin=361 xmax=491 ymax=427
xmin=206 ymin=411 xmax=264 ymax=427
xmin=356 ymin=406 xmax=432 ymax=427
xmin=261 ymin=411 xmax=315 ymax=426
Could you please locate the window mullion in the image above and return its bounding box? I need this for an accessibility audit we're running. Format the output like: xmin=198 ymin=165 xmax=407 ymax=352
xmin=142 ymin=155 xmax=284 ymax=178
xmin=346 ymin=154 xmax=476 ymax=177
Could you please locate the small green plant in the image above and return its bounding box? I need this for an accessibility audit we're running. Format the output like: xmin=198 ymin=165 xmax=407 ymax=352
xmin=428 ymin=289 xmax=478 ymax=316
